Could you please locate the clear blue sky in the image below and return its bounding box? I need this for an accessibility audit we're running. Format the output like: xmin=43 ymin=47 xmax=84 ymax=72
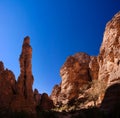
xmin=0 ymin=0 xmax=120 ymax=95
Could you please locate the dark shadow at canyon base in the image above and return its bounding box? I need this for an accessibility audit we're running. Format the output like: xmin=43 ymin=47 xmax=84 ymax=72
xmin=100 ymin=83 xmax=120 ymax=118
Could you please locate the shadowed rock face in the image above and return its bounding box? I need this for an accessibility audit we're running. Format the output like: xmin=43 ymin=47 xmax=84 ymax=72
xmin=101 ymin=84 xmax=120 ymax=113
xmin=0 ymin=61 xmax=4 ymax=72
xmin=39 ymin=93 xmax=54 ymax=110
xmin=0 ymin=62 xmax=16 ymax=114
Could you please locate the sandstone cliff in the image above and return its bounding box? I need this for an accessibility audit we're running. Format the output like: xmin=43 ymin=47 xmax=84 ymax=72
xmin=51 ymin=53 xmax=100 ymax=110
xmin=51 ymin=11 xmax=120 ymax=113
xmin=99 ymin=12 xmax=120 ymax=113
xmin=0 ymin=11 xmax=120 ymax=116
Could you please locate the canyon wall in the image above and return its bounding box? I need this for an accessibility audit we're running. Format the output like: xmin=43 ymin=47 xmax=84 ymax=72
xmin=51 ymin=12 xmax=120 ymax=112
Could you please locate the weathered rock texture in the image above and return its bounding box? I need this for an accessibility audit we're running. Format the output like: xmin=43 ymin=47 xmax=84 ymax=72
xmin=39 ymin=93 xmax=54 ymax=110
xmin=10 ymin=36 xmax=35 ymax=113
xmin=99 ymin=12 xmax=120 ymax=112
xmin=0 ymin=11 xmax=120 ymax=115
xmin=0 ymin=36 xmax=54 ymax=115
xmin=51 ymin=12 xmax=120 ymax=112
xmin=0 ymin=62 xmax=16 ymax=113
xmin=17 ymin=36 xmax=34 ymax=98
xmin=51 ymin=53 xmax=99 ymax=109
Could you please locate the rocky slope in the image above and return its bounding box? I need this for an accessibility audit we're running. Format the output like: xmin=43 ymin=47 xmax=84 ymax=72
xmin=51 ymin=11 xmax=120 ymax=113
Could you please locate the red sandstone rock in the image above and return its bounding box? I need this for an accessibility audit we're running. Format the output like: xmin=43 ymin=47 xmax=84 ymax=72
xmin=99 ymin=12 xmax=120 ymax=112
xmin=50 ymin=85 xmax=61 ymax=106
xmin=0 ymin=11 xmax=120 ymax=115
xmin=10 ymin=36 xmax=35 ymax=113
xmin=0 ymin=62 xmax=16 ymax=113
xmin=34 ymin=89 xmax=41 ymax=106
xmin=39 ymin=93 xmax=54 ymax=110
xmin=0 ymin=36 xmax=54 ymax=114
xmin=17 ymin=36 xmax=34 ymax=97
xmin=51 ymin=53 xmax=98 ymax=107
xmin=89 ymin=56 xmax=99 ymax=80
xmin=0 ymin=61 xmax=4 ymax=72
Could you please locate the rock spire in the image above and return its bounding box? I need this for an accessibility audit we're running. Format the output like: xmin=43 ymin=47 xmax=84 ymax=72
xmin=17 ymin=36 xmax=34 ymax=98
xmin=10 ymin=36 xmax=35 ymax=113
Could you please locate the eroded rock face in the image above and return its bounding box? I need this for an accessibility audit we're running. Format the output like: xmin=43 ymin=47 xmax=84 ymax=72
xmin=0 ymin=61 xmax=4 ymax=72
xmin=39 ymin=93 xmax=54 ymax=110
xmin=51 ymin=12 xmax=120 ymax=112
xmin=34 ymin=89 xmax=41 ymax=106
xmin=89 ymin=56 xmax=99 ymax=80
xmin=50 ymin=85 xmax=61 ymax=106
xmin=0 ymin=62 xmax=16 ymax=113
xmin=17 ymin=36 xmax=34 ymax=97
xmin=98 ymin=12 xmax=120 ymax=86
xmin=51 ymin=53 xmax=99 ymax=107
xmin=10 ymin=36 xmax=35 ymax=113
xmin=59 ymin=53 xmax=91 ymax=104
xmin=99 ymin=12 xmax=120 ymax=112
xmin=0 ymin=36 xmax=55 ymax=115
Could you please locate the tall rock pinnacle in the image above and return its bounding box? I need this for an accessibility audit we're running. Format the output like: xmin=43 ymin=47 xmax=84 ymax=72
xmin=10 ymin=36 xmax=35 ymax=113
xmin=17 ymin=36 xmax=34 ymax=98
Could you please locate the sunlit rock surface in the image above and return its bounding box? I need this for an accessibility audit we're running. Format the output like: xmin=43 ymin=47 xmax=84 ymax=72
xmin=51 ymin=12 xmax=120 ymax=112
xmin=99 ymin=12 xmax=120 ymax=112
xmin=51 ymin=53 xmax=100 ymax=109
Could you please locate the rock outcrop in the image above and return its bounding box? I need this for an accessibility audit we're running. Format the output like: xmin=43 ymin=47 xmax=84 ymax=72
xmin=10 ymin=36 xmax=35 ymax=113
xmin=39 ymin=93 xmax=54 ymax=110
xmin=0 ymin=36 xmax=54 ymax=115
xmin=34 ymin=89 xmax=41 ymax=106
xmin=89 ymin=56 xmax=99 ymax=80
xmin=99 ymin=12 xmax=120 ymax=112
xmin=51 ymin=53 xmax=100 ymax=109
xmin=0 ymin=61 xmax=4 ymax=72
xmin=51 ymin=12 xmax=120 ymax=112
xmin=0 ymin=11 xmax=120 ymax=116
xmin=0 ymin=61 xmax=16 ymax=114
xmin=17 ymin=36 xmax=34 ymax=98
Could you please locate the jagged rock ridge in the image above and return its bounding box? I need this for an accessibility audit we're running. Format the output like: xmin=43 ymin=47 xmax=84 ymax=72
xmin=0 ymin=36 xmax=54 ymax=115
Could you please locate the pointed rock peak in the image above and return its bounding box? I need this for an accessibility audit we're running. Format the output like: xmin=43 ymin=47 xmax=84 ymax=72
xmin=17 ymin=36 xmax=33 ymax=98
xmin=0 ymin=61 xmax=4 ymax=72
xmin=23 ymin=36 xmax=30 ymax=45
